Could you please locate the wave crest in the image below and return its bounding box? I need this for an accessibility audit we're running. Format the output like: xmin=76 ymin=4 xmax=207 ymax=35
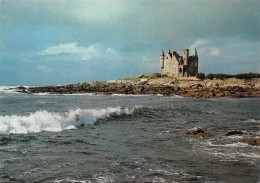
xmin=0 ymin=106 xmax=140 ymax=134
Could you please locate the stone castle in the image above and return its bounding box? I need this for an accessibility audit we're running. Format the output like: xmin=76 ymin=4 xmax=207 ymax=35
xmin=160 ymin=48 xmax=198 ymax=77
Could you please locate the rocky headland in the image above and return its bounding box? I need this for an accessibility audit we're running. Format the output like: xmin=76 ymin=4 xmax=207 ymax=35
xmin=17 ymin=74 xmax=260 ymax=98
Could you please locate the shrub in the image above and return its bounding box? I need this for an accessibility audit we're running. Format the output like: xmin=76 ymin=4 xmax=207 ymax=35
xmin=206 ymin=73 xmax=215 ymax=80
xmin=234 ymin=73 xmax=260 ymax=79
xmin=214 ymin=74 xmax=232 ymax=80
xmin=205 ymin=73 xmax=260 ymax=80
xmin=196 ymin=73 xmax=206 ymax=80
xmin=161 ymin=74 xmax=168 ymax=78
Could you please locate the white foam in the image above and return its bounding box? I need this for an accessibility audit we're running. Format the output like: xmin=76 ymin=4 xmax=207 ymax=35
xmin=244 ymin=119 xmax=260 ymax=124
xmin=205 ymin=141 xmax=260 ymax=152
xmin=171 ymin=95 xmax=183 ymax=98
xmin=0 ymin=86 xmax=18 ymax=94
xmin=111 ymin=94 xmax=152 ymax=96
xmin=93 ymin=174 xmax=115 ymax=183
xmin=54 ymin=178 xmax=86 ymax=183
xmin=225 ymin=134 xmax=246 ymax=140
xmin=33 ymin=93 xmax=51 ymax=96
xmin=239 ymin=153 xmax=260 ymax=159
xmin=0 ymin=86 xmax=36 ymax=94
xmin=33 ymin=93 xmax=97 ymax=96
xmin=0 ymin=106 xmax=138 ymax=134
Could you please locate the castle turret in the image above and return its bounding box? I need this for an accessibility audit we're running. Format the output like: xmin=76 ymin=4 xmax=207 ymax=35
xmin=183 ymin=49 xmax=189 ymax=66
xmin=160 ymin=49 xmax=165 ymax=69
xmin=193 ymin=48 xmax=199 ymax=73
xmin=194 ymin=48 xmax=198 ymax=58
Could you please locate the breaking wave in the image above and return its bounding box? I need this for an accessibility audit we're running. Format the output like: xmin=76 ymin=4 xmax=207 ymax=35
xmin=0 ymin=86 xmax=18 ymax=94
xmin=0 ymin=106 xmax=141 ymax=134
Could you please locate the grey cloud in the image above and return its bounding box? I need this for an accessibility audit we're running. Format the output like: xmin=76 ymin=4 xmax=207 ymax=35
xmin=0 ymin=0 xmax=259 ymax=85
xmin=1 ymin=0 xmax=259 ymax=42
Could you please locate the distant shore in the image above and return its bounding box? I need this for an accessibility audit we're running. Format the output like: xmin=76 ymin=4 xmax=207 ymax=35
xmin=17 ymin=77 xmax=260 ymax=98
xmin=17 ymin=76 xmax=260 ymax=98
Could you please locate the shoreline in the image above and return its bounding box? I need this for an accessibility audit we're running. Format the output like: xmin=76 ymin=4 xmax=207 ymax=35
xmin=17 ymin=77 xmax=260 ymax=98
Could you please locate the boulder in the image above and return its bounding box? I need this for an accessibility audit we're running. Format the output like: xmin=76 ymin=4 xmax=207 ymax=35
xmin=222 ymin=130 xmax=244 ymax=136
xmin=196 ymin=132 xmax=211 ymax=139
xmin=181 ymin=129 xmax=210 ymax=139
xmin=242 ymin=139 xmax=260 ymax=146
xmin=17 ymin=86 xmax=27 ymax=90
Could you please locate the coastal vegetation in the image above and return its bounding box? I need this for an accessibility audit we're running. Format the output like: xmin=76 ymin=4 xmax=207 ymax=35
xmin=195 ymin=73 xmax=206 ymax=80
xmin=196 ymin=72 xmax=260 ymax=80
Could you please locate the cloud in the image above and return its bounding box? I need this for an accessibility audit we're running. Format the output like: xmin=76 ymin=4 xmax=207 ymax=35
xmin=190 ymin=39 xmax=211 ymax=50
xmin=36 ymin=65 xmax=54 ymax=73
xmin=2 ymin=0 xmax=259 ymax=42
xmin=208 ymin=47 xmax=221 ymax=56
xmin=39 ymin=42 xmax=82 ymax=55
xmin=190 ymin=39 xmax=221 ymax=57
xmin=39 ymin=42 xmax=119 ymax=61
xmin=1 ymin=0 xmax=259 ymax=85
xmin=142 ymin=56 xmax=152 ymax=62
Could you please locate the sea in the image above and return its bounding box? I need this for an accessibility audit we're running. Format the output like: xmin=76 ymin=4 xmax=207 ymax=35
xmin=0 ymin=86 xmax=259 ymax=183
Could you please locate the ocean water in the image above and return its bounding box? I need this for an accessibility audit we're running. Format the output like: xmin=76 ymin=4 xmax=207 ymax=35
xmin=0 ymin=86 xmax=259 ymax=183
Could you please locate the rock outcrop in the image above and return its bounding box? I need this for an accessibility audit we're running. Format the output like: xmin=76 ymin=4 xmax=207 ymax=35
xmin=181 ymin=129 xmax=211 ymax=139
xmin=222 ymin=131 xmax=244 ymax=136
xmin=242 ymin=139 xmax=260 ymax=146
xmin=16 ymin=78 xmax=260 ymax=98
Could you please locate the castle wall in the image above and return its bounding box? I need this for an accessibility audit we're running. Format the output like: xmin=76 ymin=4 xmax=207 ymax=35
xmin=162 ymin=53 xmax=179 ymax=77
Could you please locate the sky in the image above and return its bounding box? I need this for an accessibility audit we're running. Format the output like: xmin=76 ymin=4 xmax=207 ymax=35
xmin=0 ymin=0 xmax=259 ymax=86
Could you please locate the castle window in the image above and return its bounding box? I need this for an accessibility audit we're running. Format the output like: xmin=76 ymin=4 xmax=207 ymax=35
xmin=179 ymin=68 xmax=182 ymax=73
xmin=166 ymin=57 xmax=168 ymax=59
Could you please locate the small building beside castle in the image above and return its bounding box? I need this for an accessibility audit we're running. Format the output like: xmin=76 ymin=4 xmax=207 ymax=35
xmin=160 ymin=48 xmax=198 ymax=77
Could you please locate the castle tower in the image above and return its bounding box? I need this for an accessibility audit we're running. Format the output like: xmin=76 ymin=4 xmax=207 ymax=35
xmin=193 ymin=48 xmax=199 ymax=73
xmin=160 ymin=49 xmax=165 ymax=69
xmin=183 ymin=49 xmax=189 ymax=66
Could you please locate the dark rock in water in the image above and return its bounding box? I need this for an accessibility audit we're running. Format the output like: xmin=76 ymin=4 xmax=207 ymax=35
xmin=15 ymin=86 xmax=28 ymax=93
xmin=222 ymin=130 xmax=244 ymax=136
xmin=242 ymin=139 xmax=260 ymax=146
xmin=196 ymin=132 xmax=211 ymax=139
xmin=190 ymin=129 xmax=205 ymax=135
xmin=17 ymin=86 xmax=27 ymax=90
xmin=181 ymin=129 xmax=210 ymax=139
